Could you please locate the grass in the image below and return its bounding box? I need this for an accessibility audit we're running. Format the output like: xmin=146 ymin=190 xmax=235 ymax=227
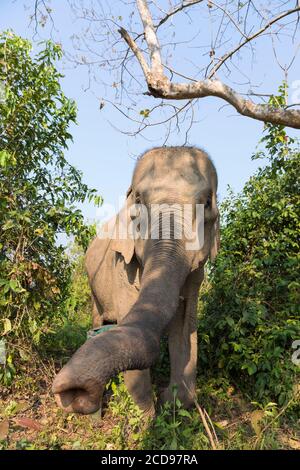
xmin=0 ymin=314 xmax=299 ymax=450
xmin=1 ymin=366 xmax=299 ymax=450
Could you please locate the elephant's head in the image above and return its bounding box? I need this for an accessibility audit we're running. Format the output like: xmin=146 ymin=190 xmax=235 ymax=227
xmin=52 ymin=147 xmax=219 ymax=413
xmin=111 ymin=146 xmax=219 ymax=269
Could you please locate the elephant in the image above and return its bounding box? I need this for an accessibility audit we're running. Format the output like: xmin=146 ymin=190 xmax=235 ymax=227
xmin=52 ymin=146 xmax=219 ymax=416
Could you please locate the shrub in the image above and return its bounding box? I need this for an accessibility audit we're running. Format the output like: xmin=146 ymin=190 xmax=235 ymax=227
xmin=0 ymin=32 xmax=100 ymax=384
xmin=199 ymin=92 xmax=300 ymax=405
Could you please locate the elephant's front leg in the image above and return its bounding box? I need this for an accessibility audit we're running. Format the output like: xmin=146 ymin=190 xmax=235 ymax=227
xmin=161 ymin=270 xmax=202 ymax=408
xmin=91 ymin=294 xmax=103 ymax=328
xmin=124 ymin=369 xmax=155 ymax=418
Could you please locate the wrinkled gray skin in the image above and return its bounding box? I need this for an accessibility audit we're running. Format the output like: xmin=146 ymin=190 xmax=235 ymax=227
xmin=52 ymin=147 xmax=219 ymax=416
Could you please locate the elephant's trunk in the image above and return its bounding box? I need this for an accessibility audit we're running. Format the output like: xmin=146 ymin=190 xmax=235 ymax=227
xmin=52 ymin=241 xmax=190 ymax=413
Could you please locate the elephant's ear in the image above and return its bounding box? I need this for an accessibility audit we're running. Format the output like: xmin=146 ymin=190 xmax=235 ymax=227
xmin=210 ymin=214 xmax=220 ymax=262
xmin=110 ymin=186 xmax=135 ymax=265
xmin=190 ymin=206 xmax=220 ymax=271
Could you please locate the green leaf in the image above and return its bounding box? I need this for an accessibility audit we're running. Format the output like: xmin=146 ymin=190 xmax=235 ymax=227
xmin=139 ymin=108 xmax=151 ymax=118
xmin=178 ymin=409 xmax=192 ymax=419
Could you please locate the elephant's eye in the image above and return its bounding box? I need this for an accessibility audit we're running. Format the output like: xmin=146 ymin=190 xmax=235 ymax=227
xmin=135 ymin=193 xmax=141 ymax=204
xmin=205 ymin=196 xmax=211 ymax=209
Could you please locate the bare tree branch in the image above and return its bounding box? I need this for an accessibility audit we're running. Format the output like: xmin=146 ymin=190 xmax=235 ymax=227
xmin=118 ymin=0 xmax=300 ymax=129
xmin=118 ymin=27 xmax=150 ymax=78
xmin=155 ymin=0 xmax=204 ymax=29
xmin=32 ymin=1 xmax=300 ymax=139
xmin=208 ymin=4 xmax=300 ymax=79
xmin=136 ymin=0 xmax=164 ymax=76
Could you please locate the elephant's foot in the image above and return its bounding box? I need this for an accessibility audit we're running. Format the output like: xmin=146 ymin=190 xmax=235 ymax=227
xmin=136 ymin=400 xmax=156 ymax=421
xmin=124 ymin=369 xmax=155 ymax=420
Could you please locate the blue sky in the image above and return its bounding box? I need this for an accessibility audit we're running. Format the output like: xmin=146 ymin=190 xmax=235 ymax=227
xmin=1 ymin=1 xmax=299 ymax=222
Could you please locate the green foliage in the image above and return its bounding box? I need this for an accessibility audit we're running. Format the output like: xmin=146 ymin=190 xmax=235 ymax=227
xmin=42 ymin=244 xmax=92 ymax=358
xmin=106 ymin=374 xmax=145 ymax=450
xmin=0 ymin=31 xmax=100 ymax=382
xmin=199 ymin=88 xmax=300 ymax=405
xmin=142 ymin=388 xmax=209 ymax=450
xmin=105 ymin=377 xmax=209 ymax=450
xmin=64 ymin=243 xmax=93 ymax=319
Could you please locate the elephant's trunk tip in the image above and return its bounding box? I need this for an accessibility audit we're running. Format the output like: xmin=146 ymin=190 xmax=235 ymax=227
xmin=52 ymin=365 xmax=104 ymax=414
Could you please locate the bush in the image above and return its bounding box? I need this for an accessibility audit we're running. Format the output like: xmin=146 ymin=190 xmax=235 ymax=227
xmin=199 ymin=94 xmax=300 ymax=405
xmin=0 ymin=32 xmax=100 ymax=384
xmin=43 ymin=244 xmax=93 ymax=357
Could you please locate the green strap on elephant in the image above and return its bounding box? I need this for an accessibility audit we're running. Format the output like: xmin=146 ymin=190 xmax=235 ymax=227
xmin=87 ymin=325 xmax=116 ymax=339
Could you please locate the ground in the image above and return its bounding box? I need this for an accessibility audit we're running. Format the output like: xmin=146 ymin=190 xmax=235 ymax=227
xmin=0 ymin=351 xmax=299 ymax=450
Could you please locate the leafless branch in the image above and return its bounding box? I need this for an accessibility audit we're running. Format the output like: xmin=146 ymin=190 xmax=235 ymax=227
xmin=136 ymin=0 xmax=164 ymax=76
xmin=118 ymin=27 xmax=150 ymax=78
xmin=208 ymin=4 xmax=300 ymax=78
xmin=118 ymin=0 xmax=300 ymax=129
xmin=155 ymin=0 xmax=204 ymax=29
xmin=29 ymin=0 xmax=300 ymax=139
